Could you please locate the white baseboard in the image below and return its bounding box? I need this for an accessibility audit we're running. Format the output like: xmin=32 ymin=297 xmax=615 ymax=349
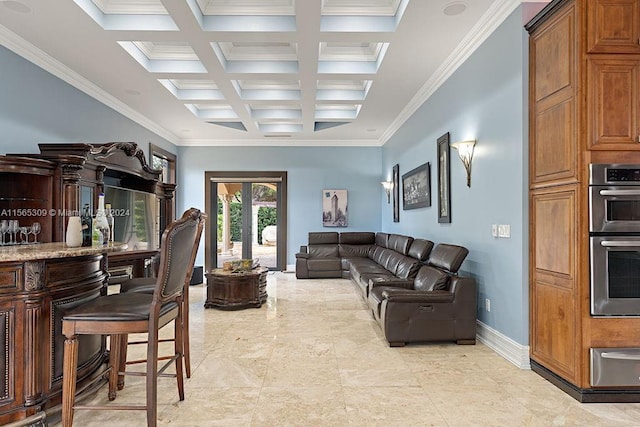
xmin=477 ymin=320 xmax=530 ymax=370
xmin=285 ymin=264 xmax=296 ymax=272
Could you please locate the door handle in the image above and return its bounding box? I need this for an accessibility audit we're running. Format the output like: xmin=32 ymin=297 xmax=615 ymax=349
xmin=599 ymin=189 xmax=640 ymax=196
xmin=600 ymin=241 xmax=640 ymax=247
xmin=419 ymin=305 xmax=434 ymax=312
xmin=602 ymin=351 xmax=640 ymax=361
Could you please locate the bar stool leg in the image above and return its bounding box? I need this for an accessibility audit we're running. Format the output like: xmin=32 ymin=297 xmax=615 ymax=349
xmin=108 ymin=334 xmax=121 ymax=401
xmin=183 ymin=285 xmax=191 ymax=378
xmin=61 ymin=334 xmax=79 ymax=427
xmin=146 ymin=327 xmax=159 ymax=427
xmin=117 ymin=333 xmax=128 ymax=390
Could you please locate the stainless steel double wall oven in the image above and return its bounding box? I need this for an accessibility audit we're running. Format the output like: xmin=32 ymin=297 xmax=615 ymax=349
xmin=589 ymin=164 xmax=640 ymax=316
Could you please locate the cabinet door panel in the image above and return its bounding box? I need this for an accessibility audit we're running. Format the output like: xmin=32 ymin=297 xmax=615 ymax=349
xmin=530 ymin=187 xmax=579 ymax=382
xmin=588 ymin=58 xmax=640 ymax=149
xmin=532 ymin=98 xmax=577 ymax=184
xmin=588 ymin=0 xmax=640 ymax=53
xmin=531 ymin=4 xmax=575 ymax=102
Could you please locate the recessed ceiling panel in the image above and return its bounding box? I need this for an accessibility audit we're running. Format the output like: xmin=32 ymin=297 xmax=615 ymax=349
xmin=186 ymin=104 xmax=240 ymax=122
xmin=316 ymin=80 xmax=372 ymax=101
xmin=159 ymin=79 xmax=224 ymax=101
xmin=212 ymin=42 xmax=298 ymax=73
xmin=74 ymin=0 xmax=177 ymax=30
xmin=320 ymin=0 xmax=409 ymax=32
xmin=119 ymin=41 xmax=206 ymax=73
xmin=321 ymin=0 xmax=401 ymax=16
xmin=195 ymin=0 xmax=295 ymax=15
xmin=190 ymin=0 xmax=296 ymax=32
xmin=217 ymin=41 xmax=298 ymax=61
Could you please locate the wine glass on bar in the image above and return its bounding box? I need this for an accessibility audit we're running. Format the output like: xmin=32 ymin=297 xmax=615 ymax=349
xmin=8 ymin=221 xmax=18 ymax=245
xmin=0 ymin=220 xmax=7 ymax=246
xmin=31 ymin=222 xmax=41 ymax=244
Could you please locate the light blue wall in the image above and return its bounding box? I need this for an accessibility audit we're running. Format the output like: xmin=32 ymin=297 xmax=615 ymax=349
xmin=0 ymin=46 xmax=176 ymax=156
xmin=381 ymin=7 xmax=529 ymax=344
xmin=177 ymin=146 xmax=382 ymax=267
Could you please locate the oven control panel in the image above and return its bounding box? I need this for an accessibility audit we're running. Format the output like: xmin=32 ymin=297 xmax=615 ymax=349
xmin=591 ymin=164 xmax=640 ymax=185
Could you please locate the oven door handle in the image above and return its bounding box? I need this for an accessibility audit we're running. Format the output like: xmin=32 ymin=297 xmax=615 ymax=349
xmin=601 ymin=351 xmax=640 ymax=361
xmin=600 ymin=240 xmax=640 ymax=247
xmin=599 ymin=189 xmax=640 ymax=196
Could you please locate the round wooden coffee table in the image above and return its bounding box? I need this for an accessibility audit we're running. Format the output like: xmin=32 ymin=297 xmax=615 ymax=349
xmin=205 ymin=267 xmax=268 ymax=310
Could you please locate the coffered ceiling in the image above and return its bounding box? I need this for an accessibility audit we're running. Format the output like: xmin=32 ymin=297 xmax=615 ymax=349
xmin=0 ymin=0 xmax=521 ymax=146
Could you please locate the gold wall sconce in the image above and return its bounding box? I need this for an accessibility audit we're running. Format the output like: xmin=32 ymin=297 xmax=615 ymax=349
xmin=450 ymin=140 xmax=476 ymax=187
xmin=381 ymin=181 xmax=393 ymax=203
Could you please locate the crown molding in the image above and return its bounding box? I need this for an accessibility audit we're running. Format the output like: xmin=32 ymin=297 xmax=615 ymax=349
xmin=178 ymin=138 xmax=382 ymax=147
xmin=379 ymin=0 xmax=522 ymax=146
xmin=0 ymin=24 xmax=180 ymax=145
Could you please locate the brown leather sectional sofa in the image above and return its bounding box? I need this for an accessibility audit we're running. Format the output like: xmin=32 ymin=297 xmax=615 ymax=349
xmin=295 ymin=231 xmax=477 ymax=347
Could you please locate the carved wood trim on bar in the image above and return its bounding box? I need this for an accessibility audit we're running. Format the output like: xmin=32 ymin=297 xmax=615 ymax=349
xmin=24 ymin=262 xmax=45 ymax=291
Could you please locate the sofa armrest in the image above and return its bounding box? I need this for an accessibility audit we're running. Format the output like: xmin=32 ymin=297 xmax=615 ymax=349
xmin=295 ymin=246 xmax=309 ymax=259
xmin=368 ymin=277 xmax=413 ymax=290
xmin=381 ymin=289 xmax=454 ymax=303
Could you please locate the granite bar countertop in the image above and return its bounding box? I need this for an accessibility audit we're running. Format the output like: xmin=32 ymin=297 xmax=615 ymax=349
xmin=0 ymin=242 xmax=128 ymax=262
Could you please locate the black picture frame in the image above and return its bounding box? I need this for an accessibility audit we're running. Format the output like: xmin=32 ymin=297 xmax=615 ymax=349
xmin=402 ymin=162 xmax=431 ymax=210
xmin=392 ymin=164 xmax=400 ymax=222
xmin=437 ymin=132 xmax=451 ymax=223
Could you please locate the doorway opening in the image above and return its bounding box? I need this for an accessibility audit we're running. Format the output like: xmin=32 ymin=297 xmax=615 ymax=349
xmin=204 ymin=171 xmax=287 ymax=272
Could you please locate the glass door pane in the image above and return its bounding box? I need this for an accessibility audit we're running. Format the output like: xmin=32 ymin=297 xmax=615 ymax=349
xmin=253 ymin=183 xmax=277 ymax=269
xmin=216 ymin=182 xmax=243 ymax=269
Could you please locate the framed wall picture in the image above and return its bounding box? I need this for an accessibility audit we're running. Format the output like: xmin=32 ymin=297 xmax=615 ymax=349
xmin=392 ymin=164 xmax=400 ymax=222
xmin=402 ymin=162 xmax=431 ymax=210
xmin=437 ymin=132 xmax=451 ymax=223
xmin=322 ymin=189 xmax=348 ymax=227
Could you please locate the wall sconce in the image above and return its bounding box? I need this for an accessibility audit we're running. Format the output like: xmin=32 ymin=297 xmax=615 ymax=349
xmin=450 ymin=140 xmax=476 ymax=187
xmin=381 ymin=181 xmax=393 ymax=203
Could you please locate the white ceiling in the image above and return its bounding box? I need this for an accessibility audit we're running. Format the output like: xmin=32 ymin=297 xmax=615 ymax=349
xmin=0 ymin=0 xmax=523 ymax=146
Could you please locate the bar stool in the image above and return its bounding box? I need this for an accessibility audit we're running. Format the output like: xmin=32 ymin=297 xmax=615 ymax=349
xmin=61 ymin=208 xmax=204 ymax=427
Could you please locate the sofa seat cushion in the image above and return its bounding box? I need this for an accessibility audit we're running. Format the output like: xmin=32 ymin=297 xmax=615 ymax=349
xmin=307 ymin=257 xmax=341 ymax=271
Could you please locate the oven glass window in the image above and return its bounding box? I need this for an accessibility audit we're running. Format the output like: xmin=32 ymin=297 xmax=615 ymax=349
xmin=608 ymin=200 xmax=640 ymax=222
xmin=608 ymin=251 xmax=640 ymax=298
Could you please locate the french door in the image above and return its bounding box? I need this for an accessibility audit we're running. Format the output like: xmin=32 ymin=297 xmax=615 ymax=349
xmin=204 ymin=171 xmax=287 ymax=272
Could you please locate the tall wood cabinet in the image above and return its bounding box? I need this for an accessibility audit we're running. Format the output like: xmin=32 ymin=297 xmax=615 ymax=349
xmin=528 ymin=0 xmax=640 ymax=402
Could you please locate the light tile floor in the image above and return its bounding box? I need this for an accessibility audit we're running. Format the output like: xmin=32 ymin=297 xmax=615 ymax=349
xmin=54 ymin=273 xmax=640 ymax=426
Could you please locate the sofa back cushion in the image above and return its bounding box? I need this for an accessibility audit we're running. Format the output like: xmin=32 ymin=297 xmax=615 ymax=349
xmin=308 ymin=232 xmax=339 ymax=245
xmin=387 ymin=234 xmax=414 ymax=255
xmin=383 ymin=251 xmax=404 ymax=274
xmin=428 ymin=244 xmax=469 ymax=273
xmin=375 ymin=232 xmax=390 ymax=247
xmin=309 ymin=244 xmax=340 ymax=258
xmin=414 ymin=266 xmax=450 ymax=291
xmin=340 ymin=232 xmax=375 ymax=245
xmin=395 ymin=255 xmax=421 ymax=279
xmin=369 ymin=245 xmax=386 ymax=262
xmin=408 ymin=239 xmax=434 ymax=262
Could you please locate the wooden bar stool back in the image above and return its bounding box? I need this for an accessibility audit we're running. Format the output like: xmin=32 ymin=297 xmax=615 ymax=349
xmin=61 ymin=208 xmax=204 ymax=427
